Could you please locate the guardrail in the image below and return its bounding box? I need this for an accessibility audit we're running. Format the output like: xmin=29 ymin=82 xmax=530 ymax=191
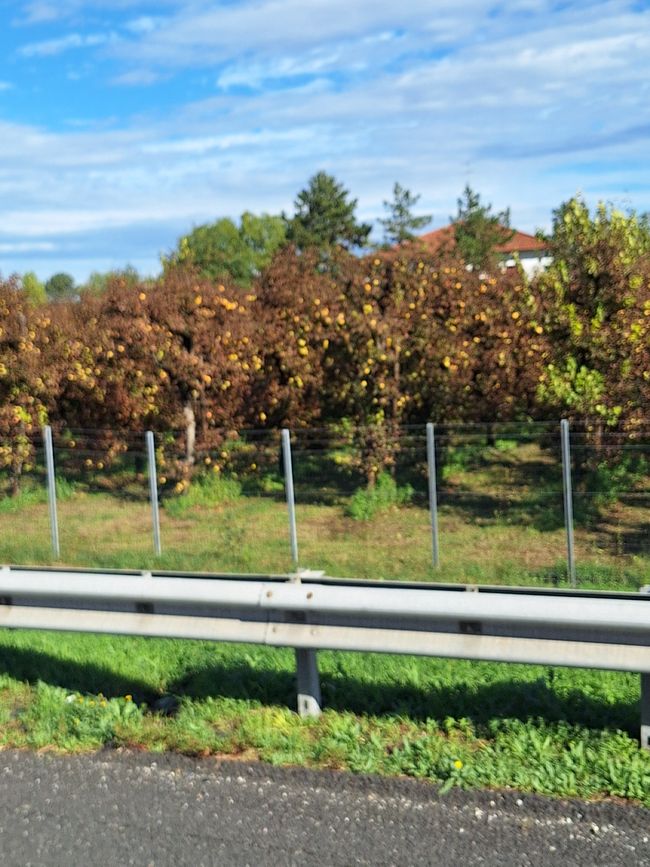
xmin=1 ymin=566 xmax=649 ymax=747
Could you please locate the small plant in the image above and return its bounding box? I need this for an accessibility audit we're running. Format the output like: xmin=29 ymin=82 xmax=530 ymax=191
xmin=441 ymin=443 xmax=485 ymax=476
xmin=494 ymin=438 xmax=519 ymax=453
xmin=346 ymin=472 xmax=413 ymax=521
xmin=0 ymin=477 xmax=75 ymax=513
xmin=164 ymin=472 xmax=242 ymax=517
xmin=580 ymin=455 xmax=649 ymax=509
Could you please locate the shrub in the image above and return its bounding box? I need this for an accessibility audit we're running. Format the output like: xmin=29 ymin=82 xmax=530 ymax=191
xmin=346 ymin=472 xmax=413 ymax=521
xmin=164 ymin=472 xmax=242 ymax=517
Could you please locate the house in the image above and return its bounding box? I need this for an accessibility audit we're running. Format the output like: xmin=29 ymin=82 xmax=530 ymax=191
xmin=416 ymin=225 xmax=552 ymax=277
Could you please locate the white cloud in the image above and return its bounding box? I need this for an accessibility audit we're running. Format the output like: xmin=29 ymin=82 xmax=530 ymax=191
xmin=17 ymin=1 xmax=61 ymax=25
xmin=19 ymin=31 xmax=115 ymax=58
xmin=0 ymin=82 xmax=13 ymax=91
xmin=0 ymin=241 xmax=57 ymax=253
xmin=111 ymin=68 xmax=163 ymax=86
xmin=125 ymin=16 xmax=160 ymax=35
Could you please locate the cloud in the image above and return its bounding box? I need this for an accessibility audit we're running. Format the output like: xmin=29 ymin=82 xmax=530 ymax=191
xmin=111 ymin=68 xmax=162 ymax=86
xmin=124 ymin=16 xmax=160 ymax=35
xmin=0 ymin=82 xmax=13 ymax=91
xmin=19 ymin=31 xmax=115 ymax=58
xmin=17 ymin=1 xmax=61 ymax=24
xmin=0 ymin=241 xmax=57 ymax=253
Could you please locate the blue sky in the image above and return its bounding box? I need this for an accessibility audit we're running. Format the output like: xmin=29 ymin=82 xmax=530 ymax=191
xmin=1 ymin=0 xmax=649 ymax=282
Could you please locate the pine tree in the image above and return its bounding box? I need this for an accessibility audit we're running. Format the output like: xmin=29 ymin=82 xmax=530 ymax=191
xmin=379 ymin=182 xmax=431 ymax=245
xmin=452 ymin=185 xmax=513 ymax=270
xmin=285 ymin=172 xmax=371 ymax=251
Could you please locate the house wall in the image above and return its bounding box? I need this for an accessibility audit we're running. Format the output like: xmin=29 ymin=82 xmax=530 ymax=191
xmin=501 ymin=251 xmax=553 ymax=277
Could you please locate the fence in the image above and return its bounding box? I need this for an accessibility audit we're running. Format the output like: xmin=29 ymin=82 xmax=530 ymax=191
xmin=0 ymin=420 xmax=648 ymax=588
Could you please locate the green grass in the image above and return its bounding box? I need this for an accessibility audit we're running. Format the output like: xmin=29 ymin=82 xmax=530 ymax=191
xmin=1 ymin=628 xmax=649 ymax=804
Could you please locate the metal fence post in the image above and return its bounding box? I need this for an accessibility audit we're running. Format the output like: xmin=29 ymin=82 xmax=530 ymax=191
xmin=641 ymin=676 xmax=650 ymax=750
xmin=560 ymin=418 xmax=576 ymax=587
xmin=282 ymin=428 xmax=299 ymax=568
xmin=295 ymin=647 xmax=322 ymax=718
xmin=426 ymin=422 xmax=440 ymax=569
xmin=43 ymin=425 xmax=60 ymax=559
xmin=146 ymin=431 xmax=162 ymax=556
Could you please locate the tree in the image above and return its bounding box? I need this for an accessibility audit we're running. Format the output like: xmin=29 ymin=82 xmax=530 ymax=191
xmin=0 ymin=278 xmax=52 ymax=493
xmin=534 ymin=196 xmax=650 ymax=434
xmin=50 ymin=270 xmax=257 ymax=483
xmin=82 ymin=265 xmax=140 ymax=296
xmin=379 ymin=182 xmax=431 ymax=245
xmin=163 ymin=213 xmax=286 ymax=287
xmin=285 ymin=172 xmax=372 ymax=252
xmin=452 ymin=185 xmax=513 ymax=271
xmin=21 ymin=272 xmax=46 ymax=306
xmin=44 ymin=272 xmax=76 ymax=302
xmin=250 ymin=246 xmax=347 ymax=429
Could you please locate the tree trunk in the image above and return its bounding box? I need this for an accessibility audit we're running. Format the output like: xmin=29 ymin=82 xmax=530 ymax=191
xmin=183 ymin=403 xmax=196 ymax=467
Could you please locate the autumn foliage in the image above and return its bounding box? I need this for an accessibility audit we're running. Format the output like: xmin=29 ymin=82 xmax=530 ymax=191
xmin=0 ymin=197 xmax=648 ymax=489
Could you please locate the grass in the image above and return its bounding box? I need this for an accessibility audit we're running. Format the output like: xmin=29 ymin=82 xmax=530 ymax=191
xmin=1 ymin=629 xmax=649 ymax=804
xmin=0 ymin=438 xmax=649 ymax=803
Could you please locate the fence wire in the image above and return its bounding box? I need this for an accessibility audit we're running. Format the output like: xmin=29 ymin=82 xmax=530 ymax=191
xmin=0 ymin=421 xmax=647 ymax=587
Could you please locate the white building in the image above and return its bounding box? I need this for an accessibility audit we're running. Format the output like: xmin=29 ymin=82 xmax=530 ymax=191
xmin=417 ymin=225 xmax=552 ymax=277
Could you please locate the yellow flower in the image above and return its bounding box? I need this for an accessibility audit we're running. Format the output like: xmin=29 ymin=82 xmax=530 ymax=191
xmin=453 ymin=759 xmax=463 ymax=770
xmin=125 ymin=695 xmax=133 ymax=702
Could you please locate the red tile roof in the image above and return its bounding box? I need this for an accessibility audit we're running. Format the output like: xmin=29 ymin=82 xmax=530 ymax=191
xmin=418 ymin=225 xmax=548 ymax=254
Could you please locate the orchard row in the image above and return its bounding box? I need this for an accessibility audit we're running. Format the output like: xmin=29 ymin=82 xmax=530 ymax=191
xmin=1 ymin=198 xmax=648 ymax=489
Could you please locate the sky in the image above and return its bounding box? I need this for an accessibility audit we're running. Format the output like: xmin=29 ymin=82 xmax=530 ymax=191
xmin=0 ymin=0 xmax=649 ymax=283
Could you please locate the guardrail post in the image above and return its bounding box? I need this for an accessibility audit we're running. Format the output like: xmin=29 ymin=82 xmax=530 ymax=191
xmin=146 ymin=431 xmax=162 ymax=556
xmin=43 ymin=425 xmax=60 ymax=559
xmin=560 ymin=419 xmax=576 ymax=587
xmin=295 ymin=648 xmax=321 ymax=718
xmin=281 ymin=428 xmax=299 ymax=568
xmin=426 ymin=422 xmax=440 ymax=569
xmin=641 ymin=674 xmax=650 ymax=750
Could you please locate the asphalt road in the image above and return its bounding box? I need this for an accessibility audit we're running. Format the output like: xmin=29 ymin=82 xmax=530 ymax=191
xmin=0 ymin=749 xmax=649 ymax=866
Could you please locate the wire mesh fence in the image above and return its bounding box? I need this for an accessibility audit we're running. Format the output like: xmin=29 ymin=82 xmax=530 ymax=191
xmin=0 ymin=420 xmax=647 ymax=587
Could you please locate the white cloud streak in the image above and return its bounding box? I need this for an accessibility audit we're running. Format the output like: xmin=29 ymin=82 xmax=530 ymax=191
xmin=19 ymin=31 xmax=115 ymax=57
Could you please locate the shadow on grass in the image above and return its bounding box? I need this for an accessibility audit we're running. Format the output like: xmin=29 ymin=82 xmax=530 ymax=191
xmin=0 ymin=646 xmax=157 ymax=704
xmin=169 ymin=661 xmax=640 ymax=735
xmin=0 ymin=646 xmax=640 ymax=737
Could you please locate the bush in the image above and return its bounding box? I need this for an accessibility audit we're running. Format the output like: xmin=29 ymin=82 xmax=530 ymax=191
xmin=164 ymin=472 xmax=242 ymax=517
xmin=578 ymin=455 xmax=649 ymax=509
xmin=346 ymin=472 xmax=413 ymax=521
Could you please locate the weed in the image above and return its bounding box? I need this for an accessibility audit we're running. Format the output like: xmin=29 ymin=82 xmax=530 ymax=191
xmin=164 ymin=473 xmax=242 ymax=518
xmin=346 ymin=473 xmax=414 ymax=521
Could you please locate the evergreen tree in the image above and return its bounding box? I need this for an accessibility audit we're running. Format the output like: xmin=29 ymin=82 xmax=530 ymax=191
xmin=379 ymin=182 xmax=431 ymax=245
xmin=452 ymin=185 xmax=513 ymax=270
xmin=285 ymin=172 xmax=371 ymax=252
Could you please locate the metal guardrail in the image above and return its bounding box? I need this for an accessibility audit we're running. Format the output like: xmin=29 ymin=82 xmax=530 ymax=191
xmin=1 ymin=565 xmax=649 ymax=746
